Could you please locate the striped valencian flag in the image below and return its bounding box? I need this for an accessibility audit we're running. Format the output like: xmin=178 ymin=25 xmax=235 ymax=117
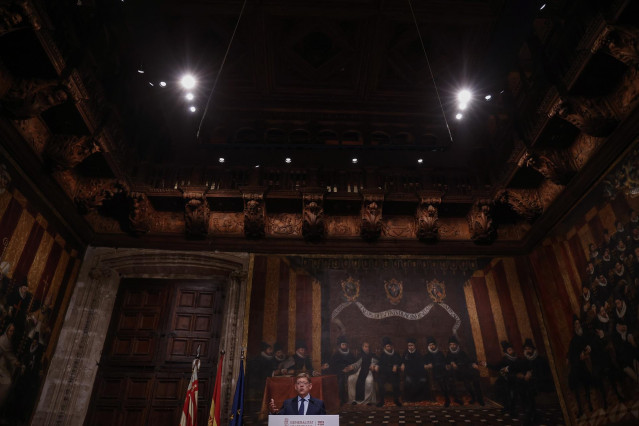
xmin=179 ymin=359 xmax=200 ymax=426
xmin=208 ymin=353 xmax=224 ymax=426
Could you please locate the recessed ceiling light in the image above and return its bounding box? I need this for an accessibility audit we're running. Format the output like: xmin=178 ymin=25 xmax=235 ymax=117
xmin=181 ymin=74 xmax=196 ymax=89
xmin=456 ymin=113 xmax=463 ymax=120
xmin=485 ymin=95 xmax=492 ymax=101
xmin=285 ymin=157 xmax=291 ymax=164
xmin=185 ymin=93 xmax=194 ymax=101
xmin=457 ymin=90 xmax=471 ymax=103
xmin=418 ymin=158 xmax=423 ymax=164
xmin=219 ymin=157 xmax=225 ymax=163
xmin=352 ymin=158 xmax=358 ymax=164
xmin=189 ymin=106 xmax=197 ymax=112
xmin=159 ymin=81 xmax=167 ymax=87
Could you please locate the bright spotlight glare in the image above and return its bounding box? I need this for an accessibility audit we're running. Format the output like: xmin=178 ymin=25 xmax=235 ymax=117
xmin=456 ymin=113 xmax=463 ymax=120
xmin=352 ymin=158 xmax=358 ymax=164
xmin=458 ymin=90 xmax=471 ymax=103
xmin=540 ymin=3 xmax=546 ymax=10
xmin=159 ymin=81 xmax=167 ymax=87
xmin=219 ymin=158 xmax=225 ymax=163
xmin=181 ymin=74 xmax=196 ymax=89
xmin=485 ymin=95 xmax=492 ymax=101
xmin=285 ymin=157 xmax=292 ymax=164
xmin=185 ymin=93 xmax=194 ymax=101
xmin=189 ymin=106 xmax=197 ymax=112
xmin=137 ymin=69 xmax=144 ymax=74
xmin=417 ymin=159 xmax=423 ymax=164
xmin=459 ymin=103 xmax=468 ymax=110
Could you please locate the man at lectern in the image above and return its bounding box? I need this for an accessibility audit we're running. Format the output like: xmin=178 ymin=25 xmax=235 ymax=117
xmin=268 ymin=373 xmax=327 ymax=415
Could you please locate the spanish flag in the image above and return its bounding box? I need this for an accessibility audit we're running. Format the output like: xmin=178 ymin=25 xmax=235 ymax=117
xmin=208 ymin=353 xmax=224 ymax=426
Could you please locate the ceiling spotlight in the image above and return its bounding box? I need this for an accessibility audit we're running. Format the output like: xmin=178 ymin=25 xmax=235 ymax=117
xmin=456 ymin=113 xmax=463 ymax=120
xmin=159 ymin=81 xmax=167 ymax=87
xmin=459 ymin=103 xmax=468 ymax=110
xmin=418 ymin=159 xmax=423 ymax=164
xmin=180 ymin=74 xmax=196 ymax=89
xmin=352 ymin=158 xmax=358 ymax=164
xmin=219 ymin=157 xmax=225 ymax=163
xmin=457 ymin=90 xmax=471 ymax=104
xmin=255 ymin=165 xmax=260 ymax=168
xmin=137 ymin=69 xmax=144 ymax=74
xmin=185 ymin=93 xmax=194 ymax=101
xmin=540 ymin=3 xmax=546 ymax=10
xmin=285 ymin=157 xmax=291 ymax=164
xmin=148 ymin=82 xmax=154 ymax=86
xmin=189 ymin=106 xmax=197 ymax=112
xmin=485 ymin=95 xmax=492 ymax=101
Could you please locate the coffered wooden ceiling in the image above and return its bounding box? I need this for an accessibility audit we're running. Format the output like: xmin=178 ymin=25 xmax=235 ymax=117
xmin=1 ymin=0 xmax=638 ymax=254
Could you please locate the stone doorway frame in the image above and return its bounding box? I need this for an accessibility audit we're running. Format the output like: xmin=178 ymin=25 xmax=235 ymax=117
xmin=33 ymin=246 xmax=250 ymax=426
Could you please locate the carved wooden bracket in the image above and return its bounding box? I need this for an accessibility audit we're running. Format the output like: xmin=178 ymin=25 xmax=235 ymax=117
xmin=593 ymin=25 xmax=639 ymax=67
xmin=74 ymin=178 xmax=128 ymax=214
xmin=416 ymin=191 xmax=443 ymax=242
xmin=0 ymin=1 xmax=40 ymax=37
xmin=360 ymin=193 xmax=384 ymax=242
xmin=302 ymin=193 xmax=325 ymax=242
xmin=467 ymin=199 xmax=496 ymax=244
xmin=127 ymin=192 xmax=152 ymax=236
xmin=497 ymin=189 xmax=543 ymax=221
xmin=520 ymin=149 xmax=578 ymax=186
xmin=44 ymin=134 xmax=99 ymax=170
xmin=182 ymin=189 xmax=210 ymax=239
xmin=548 ymin=96 xmax=618 ymax=137
xmin=242 ymin=193 xmax=265 ymax=239
xmin=2 ymin=78 xmax=68 ymax=119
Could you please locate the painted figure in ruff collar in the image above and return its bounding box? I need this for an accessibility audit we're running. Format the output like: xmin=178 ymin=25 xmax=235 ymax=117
xmin=446 ymin=335 xmax=484 ymax=406
xmin=423 ymin=336 xmax=452 ymax=406
xmin=485 ymin=340 xmax=521 ymax=415
xmin=281 ymin=340 xmax=318 ymax=376
xmin=401 ymin=337 xmax=429 ymax=402
xmin=519 ymin=339 xmax=552 ymax=423
xmin=374 ymin=337 xmax=402 ymax=407
xmin=322 ymin=335 xmax=356 ymax=404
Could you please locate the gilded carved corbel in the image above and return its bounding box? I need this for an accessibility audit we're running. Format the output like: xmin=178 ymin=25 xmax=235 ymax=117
xmin=360 ymin=193 xmax=384 ymax=242
xmin=416 ymin=192 xmax=443 ymax=242
xmin=182 ymin=190 xmax=210 ymax=239
xmin=128 ymin=192 xmax=152 ymax=236
xmin=302 ymin=193 xmax=325 ymax=242
xmin=243 ymin=193 xmax=265 ymax=239
xmin=467 ymin=199 xmax=496 ymax=244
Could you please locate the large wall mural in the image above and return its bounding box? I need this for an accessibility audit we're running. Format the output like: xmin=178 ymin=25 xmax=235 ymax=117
xmin=530 ymin=145 xmax=639 ymax=425
xmin=0 ymin=157 xmax=83 ymax=425
xmin=246 ymin=254 xmax=561 ymax=421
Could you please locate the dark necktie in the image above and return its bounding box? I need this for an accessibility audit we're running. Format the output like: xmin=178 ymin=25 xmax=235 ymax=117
xmin=298 ymin=397 xmax=305 ymax=415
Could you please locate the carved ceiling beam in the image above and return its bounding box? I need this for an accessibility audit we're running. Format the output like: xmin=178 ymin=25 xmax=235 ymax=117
xmin=548 ymin=96 xmax=619 ymax=137
xmin=242 ymin=190 xmax=266 ymax=240
xmin=593 ymin=24 xmax=639 ymax=67
xmin=181 ymin=187 xmax=210 ymax=239
xmin=467 ymin=198 xmax=496 ymax=245
xmin=360 ymin=191 xmax=384 ymax=242
xmin=415 ymin=190 xmax=444 ymax=243
xmin=302 ymin=192 xmax=325 ymax=242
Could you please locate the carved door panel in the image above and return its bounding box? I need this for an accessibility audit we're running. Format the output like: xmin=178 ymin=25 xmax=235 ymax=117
xmin=86 ymin=278 xmax=225 ymax=426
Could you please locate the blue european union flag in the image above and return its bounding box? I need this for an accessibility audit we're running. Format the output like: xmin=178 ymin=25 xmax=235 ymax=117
xmin=229 ymin=359 xmax=245 ymax=425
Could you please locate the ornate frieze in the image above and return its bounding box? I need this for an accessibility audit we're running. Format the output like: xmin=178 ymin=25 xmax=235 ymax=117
xmin=593 ymin=25 xmax=639 ymax=67
xmin=302 ymin=193 xmax=325 ymax=241
xmin=44 ymin=134 xmax=99 ymax=170
xmin=415 ymin=194 xmax=442 ymax=242
xmin=467 ymin=199 xmax=496 ymax=244
xmin=182 ymin=190 xmax=210 ymax=239
xmin=243 ymin=193 xmax=265 ymax=239
xmin=360 ymin=193 xmax=384 ymax=242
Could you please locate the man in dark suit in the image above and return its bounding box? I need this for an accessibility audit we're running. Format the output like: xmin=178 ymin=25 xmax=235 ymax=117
xmin=268 ymin=373 xmax=327 ymax=415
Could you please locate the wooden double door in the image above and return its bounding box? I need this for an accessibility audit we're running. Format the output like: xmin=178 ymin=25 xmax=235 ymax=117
xmin=86 ymin=278 xmax=225 ymax=426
